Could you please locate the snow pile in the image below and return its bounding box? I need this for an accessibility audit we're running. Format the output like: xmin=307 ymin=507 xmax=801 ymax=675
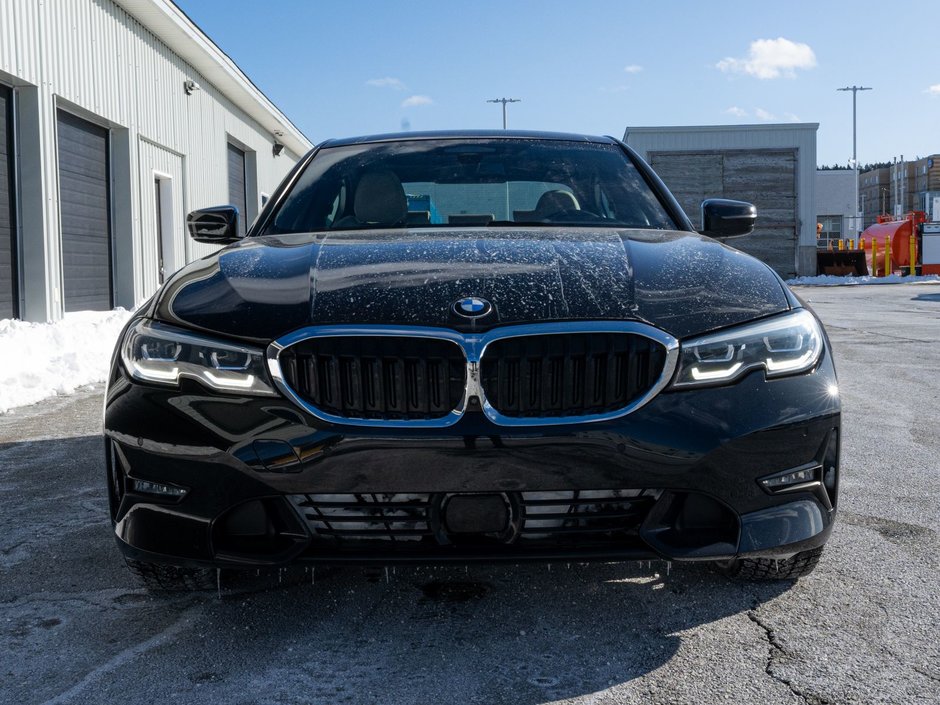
xmin=0 ymin=309 xmax=132 ymax=413
xmin=787 ymin=274 xmax=940 ymax=287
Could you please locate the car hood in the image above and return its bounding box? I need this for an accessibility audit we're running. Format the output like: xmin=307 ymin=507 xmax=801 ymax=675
xmin=154 ymin=228 xmax=791 ymax=343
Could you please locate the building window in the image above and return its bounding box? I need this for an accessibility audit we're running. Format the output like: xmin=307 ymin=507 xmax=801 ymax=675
xmin=817 ymin=215 xmax=843 ymax=248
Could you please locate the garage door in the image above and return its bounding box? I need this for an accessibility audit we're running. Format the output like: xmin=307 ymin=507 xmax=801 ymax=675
xmin=649 ymin=149 xmax=798 ymax=278
xmin=57 ymin=110 xmax=112 ymax=311
xmin=0 ymin=85 xmax=16 ymax=319
xmin=227 ymin=143 xmax=247 ymax=237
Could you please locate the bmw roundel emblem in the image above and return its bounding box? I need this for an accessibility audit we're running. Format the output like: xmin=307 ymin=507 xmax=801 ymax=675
xmin=453 ymin=296 xmax=492 ymax=318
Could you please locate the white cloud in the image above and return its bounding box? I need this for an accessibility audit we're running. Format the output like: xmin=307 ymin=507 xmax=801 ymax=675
xmin=784 ymin=112 xmax=801 ymax=122
xmin=755 ymin=107 xmax=776 ymax=121
xmin=926 ymin=84 xmax=940 ymax=95
xmin=623 ymin=64 xmax=643 ymax=74
xmin=401 ymin=95 xmax=433 ymax=108
xmin=725 ymin=106 xmax=748 ymax=117
xmin=717 ymin=37 xmax=817 ymax=79
xmin=366 ymin=77 xmax=406 ymax=90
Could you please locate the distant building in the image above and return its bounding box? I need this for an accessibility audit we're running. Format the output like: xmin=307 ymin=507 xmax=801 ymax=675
xmin=859 ymin=155 xmax=940 ymax=227
xmin=815 ymin=170 xmax=856 ymax=247
xmin=0 ymin=0 xmax=312 ymax=321
xmin=911 ymin=156 xmax=940 ymax=221
xmin=859 ymin=167 xmax=891 ymax=229
xmin=624 ymin=123 xmax=819 ymax=278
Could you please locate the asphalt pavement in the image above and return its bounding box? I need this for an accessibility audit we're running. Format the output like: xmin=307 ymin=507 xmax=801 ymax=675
xmin=1 ymin=282 xmax=938 ymax=705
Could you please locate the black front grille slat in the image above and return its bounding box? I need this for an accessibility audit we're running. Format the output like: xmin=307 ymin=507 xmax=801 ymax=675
xmin=606 ymin=339 xmax=620 ymax=407
xmin=301 ymin=514 xmax=428 ymax=523
xmin=297 ymin=501 xmax=431 ymax=511
xmin=280 ymin=337 xmax=465 ymax=421
xmin=299 ymin=498 xmax=432 ymax=510
xmin=522 ymin=509 xmax=645 ymax=520
xmin=520 ymin=497 xmax=643 ymax=507
xmin=314 ymin=527 xmax=433 ymax=537
xmin=324 ymin=355 xmax=340 ymax=407
xmin=481 ymin=333 xmax=667 ymax=418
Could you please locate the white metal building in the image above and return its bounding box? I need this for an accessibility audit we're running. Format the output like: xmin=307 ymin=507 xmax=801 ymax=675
xmin=815 ymin=170 xmax=856 ymax=247
xmin=0 ymin=0 xmax=312 ymax=321
xmin=624 ymin=124 xmax=818 ymax=278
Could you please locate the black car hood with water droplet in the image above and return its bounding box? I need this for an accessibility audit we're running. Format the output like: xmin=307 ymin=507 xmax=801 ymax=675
xmin=154 ymin=228 xmax=791 ymax=343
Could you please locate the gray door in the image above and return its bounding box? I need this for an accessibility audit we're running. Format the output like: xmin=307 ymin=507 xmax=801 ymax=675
xmin=227 ymin=143 xmax=247 ymax=237
xmin=0 ymin=85 xmax=16 ymax=319
xmin=57 ymin=110 xmax=112 ymax=311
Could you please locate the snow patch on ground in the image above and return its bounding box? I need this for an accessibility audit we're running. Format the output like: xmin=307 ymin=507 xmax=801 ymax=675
xmin=786 ymin=274 xmax=940 ymax=287
xmin=0 ymin=309 xmax=132 ymax=413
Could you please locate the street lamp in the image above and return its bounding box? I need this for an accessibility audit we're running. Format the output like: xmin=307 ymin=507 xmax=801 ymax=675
xmin=837 ymin=85 xmax=873 ymax=235
xmin=486 ymin=98 xmax=521 ymax=129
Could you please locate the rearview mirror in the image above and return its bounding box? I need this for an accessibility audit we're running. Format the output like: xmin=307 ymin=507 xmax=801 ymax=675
xmin=186 ymin=206 xmax=241 ymax=244
xmin=700 ymin=199 xmax=756 ymax=239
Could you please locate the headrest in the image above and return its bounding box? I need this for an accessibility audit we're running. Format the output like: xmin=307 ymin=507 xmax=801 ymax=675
xmin=534 ymin=190 xmax=580 ymax=216
xmin=354 ymin=171 xmax=407 ymax=225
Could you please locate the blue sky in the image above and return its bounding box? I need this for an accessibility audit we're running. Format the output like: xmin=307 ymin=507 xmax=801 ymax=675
xmin=175 ymin=0 xmax=940 ymax=166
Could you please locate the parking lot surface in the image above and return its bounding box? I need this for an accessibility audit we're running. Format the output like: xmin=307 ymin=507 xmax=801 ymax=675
xmin=1 ymin=282 xmax=938 ymax=705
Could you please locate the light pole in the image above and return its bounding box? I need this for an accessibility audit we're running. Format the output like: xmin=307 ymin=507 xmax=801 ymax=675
xmin=837 ymin=85 xmax=872 ymax=235
xmin=486 ymin=98 xmax=521 ymax=129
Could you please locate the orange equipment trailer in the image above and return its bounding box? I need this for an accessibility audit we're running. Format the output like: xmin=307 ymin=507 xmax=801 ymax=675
xmin=859 ymin=212 xmax=924 ymax=276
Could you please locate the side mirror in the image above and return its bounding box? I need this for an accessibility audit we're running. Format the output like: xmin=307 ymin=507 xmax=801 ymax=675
xmin=700 ymin=199 xmax=756 ymax=239
xmin=186 ymin=206 xmax=241 ymax=244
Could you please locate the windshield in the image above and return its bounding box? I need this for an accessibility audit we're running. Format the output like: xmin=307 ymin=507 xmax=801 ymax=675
xmin=265 ymin=138 xmax=676 ymax=234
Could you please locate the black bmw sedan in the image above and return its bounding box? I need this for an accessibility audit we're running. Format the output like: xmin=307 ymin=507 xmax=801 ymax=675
xmin=104 ymin=131 xmax=840 ymax=591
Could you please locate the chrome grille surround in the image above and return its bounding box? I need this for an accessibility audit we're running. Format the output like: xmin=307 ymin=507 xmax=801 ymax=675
xmin=267 ymin=321 xmax=679 ymax=428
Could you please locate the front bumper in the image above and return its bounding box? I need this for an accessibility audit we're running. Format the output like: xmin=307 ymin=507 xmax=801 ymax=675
xmin=104 ymin=348 xmax=840 ymax=568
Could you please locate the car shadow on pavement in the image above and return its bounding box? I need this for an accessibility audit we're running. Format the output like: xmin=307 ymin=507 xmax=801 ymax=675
xmin=185 ymin=562 xmax=793 ymax=704
xmin=1 ymin=434 xmax=793 ymax=705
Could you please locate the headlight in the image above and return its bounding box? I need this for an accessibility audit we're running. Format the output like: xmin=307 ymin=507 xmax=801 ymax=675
xmin=672 ymin=309 xmax=823 ymax=388
xmin=121 ymin=320 xmax=276 ymax=396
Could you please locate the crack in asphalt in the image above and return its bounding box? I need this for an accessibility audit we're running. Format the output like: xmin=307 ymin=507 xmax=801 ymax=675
xmin=0 ymin=541 xmax=24 ymax=556
xmin=823 ymin=324 xmax=936 ymax=345
xmin=747 ymin=606 xmax=831 ymax=705
xmin=38 ymin=605 xmax=200 ymax=705
xmin=915 ymin=666 xmax=940 ymax=684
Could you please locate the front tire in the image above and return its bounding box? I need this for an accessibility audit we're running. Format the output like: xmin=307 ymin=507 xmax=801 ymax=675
xmin=722 ymin=546 xmax=825 ymax=581
xmin=125 ymin=558 xmax=217 ymax=593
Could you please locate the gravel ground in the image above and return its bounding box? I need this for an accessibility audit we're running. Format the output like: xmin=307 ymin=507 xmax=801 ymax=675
xmin=1 ymin=283 xmax=938 ymax=705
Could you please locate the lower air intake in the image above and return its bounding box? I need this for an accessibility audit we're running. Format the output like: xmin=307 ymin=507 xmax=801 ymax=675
xmin=288 ymin=489 xmax=661 ymax=551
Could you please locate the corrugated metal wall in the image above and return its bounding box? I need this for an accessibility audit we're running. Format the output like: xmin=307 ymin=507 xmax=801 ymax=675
xmin=0 ymin=0 xmax=308 ymax=318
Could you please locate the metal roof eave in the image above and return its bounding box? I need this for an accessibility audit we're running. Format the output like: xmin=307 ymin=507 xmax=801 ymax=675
xmin=114 ymin=0 xmax=312 ymax=156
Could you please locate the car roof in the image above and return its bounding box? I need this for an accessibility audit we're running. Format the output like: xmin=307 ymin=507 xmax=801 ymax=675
xmin=318 ymin=130 xmax=620 ymax=148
